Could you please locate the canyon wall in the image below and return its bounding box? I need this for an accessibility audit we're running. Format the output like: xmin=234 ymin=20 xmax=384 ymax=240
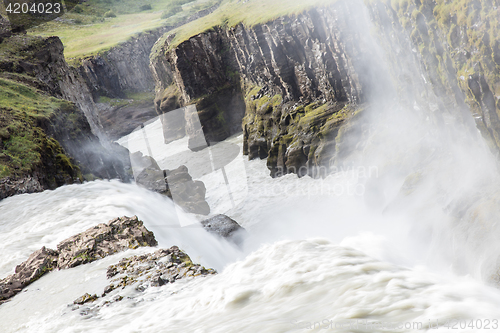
xmin=0 ymin=6 xmax=219 ymax=199
xmin=0 ymin=33 xmax=131 ymax=198
xmin=151 ymin=0 xmax=500 ymax=177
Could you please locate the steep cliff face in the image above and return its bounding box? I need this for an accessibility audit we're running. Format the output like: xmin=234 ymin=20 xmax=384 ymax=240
xmin=76 ymin=7 xmax=219 ymax=141
xmin=151 ymin=0 xmax=500 ymax=177
xmin=0 ymin=33 xmax=131 ymax=198
xmin=78 ymin=28 xmax=172 ymax=100
xmin=151 ymin=1 xmax=392 ymax=177
xmin=367 ymin=0 xmax=500 ymax=153
xmin=152 ymin=28 xmax=246 ymax=144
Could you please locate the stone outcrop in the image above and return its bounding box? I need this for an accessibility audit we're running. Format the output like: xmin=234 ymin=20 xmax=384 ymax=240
xmin=165 ymin=165 xmax=210 ymax=215
xmin=133 ymin=152 xmax=210 ymax=215
xmin=0 ymin=33 xmax=132 ymax=199
xmin=0 ymin=216 xmax=156 ymax=304
xmin=150 ymin=3 xmax=382 ymax=178
xmin=0 ymin=176 xmax=44 ymax=200
xmin=57 ymin=216 xmax=157 ymax=269
xmin=0 ymin=247 xmax=58 ymax=304
xmin=71 ymin=246 xmax=216 ymax=313
xmin=200 ymin=214 xmax=246 ymax=245
xmin=104 ymin=246 xmax=216 ymax=293
xmin=74 ymin=6 xmax=219 ymax=141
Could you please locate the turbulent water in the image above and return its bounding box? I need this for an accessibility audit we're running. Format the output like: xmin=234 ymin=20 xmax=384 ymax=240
xmin=1 ymin=130 xmax=500 ymax=332
xmin=3 ymin=1 xmax=500 ymax=331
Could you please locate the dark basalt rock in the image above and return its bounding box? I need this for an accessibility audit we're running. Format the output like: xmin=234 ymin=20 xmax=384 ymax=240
xmin=133 ymin=152 xmax=210 ymax=215
xmin=0 ymin=216 xmax=157 ymax=304
xmin=200 ymin=214 xmax=246 ymax=245
xmin=0 ymin=176 xmax=44 ymax=200
xmin=165 ymin=165 xmax=210 ymax=215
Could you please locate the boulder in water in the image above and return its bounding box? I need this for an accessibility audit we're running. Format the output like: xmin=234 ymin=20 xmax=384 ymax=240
xmin=165 ymin=165 xmax=210 ymax=215
xmin=133 ymin=152 xmax=210 ymax=215
xmin=72 ymin=246 xmax=216 ymax=311
xmin=200 ymin=214 xmax=246 ymax=245
xmin=57 ymin=215 xmax=157 ymax=269
xmin=0 ymin=246 xmax=58 ymax=304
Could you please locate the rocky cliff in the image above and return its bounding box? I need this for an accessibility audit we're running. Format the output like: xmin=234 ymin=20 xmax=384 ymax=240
xmin=0 ymin=31 xmax=131 ymax=198
xmin=151 ymin=0 xmax=500 ymax=177
xmin=77 ymin=6 xmax=218 ymax=140
xmin=0 ymin=4 xmax=222 ymax=199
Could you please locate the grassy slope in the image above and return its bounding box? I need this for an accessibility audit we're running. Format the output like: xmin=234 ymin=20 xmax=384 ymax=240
xmin=0 ymin=78 xmax=77 ymax=178
xmin=0 ymin=34 xmax=82 ymax=181
xmin=165 ymin=0 xmax=338 ymax=49
xmin=18 ymin=0 xmax=219 ymax=63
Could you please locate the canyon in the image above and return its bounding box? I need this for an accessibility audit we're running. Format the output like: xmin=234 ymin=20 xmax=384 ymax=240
xmin=1 ymin=0 xmax=499 ymax=195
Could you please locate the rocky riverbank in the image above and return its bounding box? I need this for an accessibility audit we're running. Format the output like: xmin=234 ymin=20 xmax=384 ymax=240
xmin=0 ymin=214 xmax=245 ymax=305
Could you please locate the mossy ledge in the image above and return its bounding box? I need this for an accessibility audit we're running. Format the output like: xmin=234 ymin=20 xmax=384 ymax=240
xmin=0 ymin=29 xmax=132 ymax=199
xmin=0 ymin=77 xmax=83 ymax=194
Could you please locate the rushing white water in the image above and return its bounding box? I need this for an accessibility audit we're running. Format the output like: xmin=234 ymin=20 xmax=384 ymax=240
xmin=2 ymin=131 xmax=500 ymax=332
xmin=3 ymin=1 xmax=500 ymax=331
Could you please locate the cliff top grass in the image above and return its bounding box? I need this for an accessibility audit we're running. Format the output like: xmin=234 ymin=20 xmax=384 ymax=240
xmin=0 ymin=78 xmax=73 ymax=178
xmin=164 ymin=0 xmax=339 ymax=50
xmin=12 ymin=0 xmax=218 ymax=64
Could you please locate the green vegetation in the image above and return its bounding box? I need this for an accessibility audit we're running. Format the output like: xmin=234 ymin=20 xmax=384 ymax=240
xmin=374 ymin=0 xmax=500 ymax=149
xmin=19 ymin=0 xmax=219 ymax=63
xmin=98 ymin=91 xmax=155 ymax=108
xmin=0 ymin=78 xmax=78 ymax=179
xmin=166 ymin=0 xmax=339 ymax=49
xmin=0 ymin=34 xmax=47 ymax=63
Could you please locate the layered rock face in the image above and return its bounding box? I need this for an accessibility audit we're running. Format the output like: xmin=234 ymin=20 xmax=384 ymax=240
xmin=367 ymin=0 xmax=500 ymax=153
xmin=76 ymin=7 xmax=219 ymax=141
xmin=151 ymin=0 xmax=500 ymax=177
xmin=79 ymin=28 xmax=171 ymax=100
xmin=151 ymin=28 xmax=246 ymax=145
xmin=150 ymin=2 xmax=389 ymax=177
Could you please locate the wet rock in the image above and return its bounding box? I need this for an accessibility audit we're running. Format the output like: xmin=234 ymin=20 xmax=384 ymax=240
xmin=102 ymin=246 xmax=216 ymax=296
xmin=132 ymin=152 xmax=167 ymax=193
xmin=133 ymin=152 xmax=210 ymax=215
xmin=165 ymin=165 xmax=210 ymax=215
xmin=0 ymin=247 xmax=58 ymax=304
xmin=71 ymin=246 xmax=216 ymax=313
xmin=0 ymin=216 xmax=156 ymax=305
xmin=73 ymin=293 xmax=98 ymax=305
xmin=57 ymin=216 xmax=157 ymax=269
xmin=0 ymin=176 xmax=44 ymax=200
xmin=200 ymin=214 xmax=247 ymax=245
